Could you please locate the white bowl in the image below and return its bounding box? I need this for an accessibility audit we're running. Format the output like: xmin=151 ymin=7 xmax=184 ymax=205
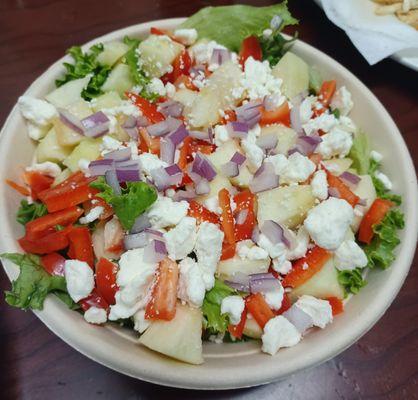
xmin=0 ymin=18 xmax=417 ymax=390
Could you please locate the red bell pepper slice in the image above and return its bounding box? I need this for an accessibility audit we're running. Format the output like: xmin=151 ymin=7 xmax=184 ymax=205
xmin=260 ymin=101 xmax=291 ymax=127
xmin=162 ymin=50 xmax=192 ymax=84
xmin=145 ymin=257 xmax=179 ymax=321
xmin=326 ymin=296 xmax=344 ymax=316
xmin=275 ymin=293 xmax=291 ymax=315
xmin=25 ymin=206 xmax=83 ymax=240
xmin=126 ymin=92 xmax=165 ymax=124
xmin=187 ymin=200 xmax=220 ymax=225
xmin=220 ymin=242 xmax=236 ymax=261
xmin=233 ymin=190 xmax=256 ymax=241
xmin=23 ymin=171 xmax=54 ymax=200
xmin=67 ymin=226 xmax=94 ymax=268
xmin=239 ymin=36 xmax=262 ymax=65
xmin=139 ymin=127 xmax=160 ymax=155
xmin=326 ymin=170 xmax=360 ymax=207
xmin=5 ymin=179 xmax=30 ymax=196
xmin=358 ymin=198 xmax=393 ymax=244
xmin=18 ymin=226 xmax=72 ymax=254
xmin=282 ymin=246 xmax=332 ymax=288
xmin=40 ymin=252 xmax=66 ymax=276
xmin=95 ymin=258 xmax=119 ymax=305
xmin=218 ymin=188 xmax=235 ymax=245
xmin=314 ymin=80 xmax=336 ymax=116
xmin=245 ymin=293 xmax=275 ymax=329
xmin=228 ymin=308 xmax=247 ymax=339
xmin=79 ymin=289 xmax=109 ymax=312
xmin=83 ymin=196 xmax=114 ymax=220
xmin=219 ymin=109 xmax=237 ymax=125
xmin=190 ymin=139 xmax=216 ymax=155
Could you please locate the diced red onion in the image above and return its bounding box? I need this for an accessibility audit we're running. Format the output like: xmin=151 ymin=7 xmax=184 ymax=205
xmin=221 ymin=161 xmax=239 ymax=178
xmin=58 ymin=108 xmax=84 ymax=134
xmin=210 ymin=48 xmax=231 ymax=66
xmin=123 ymin=232 xmax=149 ymax=250
xmin=263 ymin=95 xmax=279 ymax=112
xmin=226 ymin=121 xmax=249 ymax=139
xmin=122 ymin=116 xmax=139 ymax=140
xmin=143 ymin=239 xmax=167 ymax=263
xmin=81 ymin=112 xmax=110 ymax=138
xmin=235 ymin=209 xmax=248 ymax=225
xmin=103 ymin=147 xmax=131 ymax=162
xmin=147 ymin=117 xmax=182 ymax=137
xmin=249 ymin=162 xmax=279 ymax=193
xmin=328 ymin=187 xmax=341 ymax=198
xmin=294 ymin=135 xmax=322 ymax=156
xmin=167 ymin=125 xmax=189 ymax=146
xmin=260 ymin=220 xmax=290 ymax=247
xmin=249 ymin=273 xmax=281 ymax=293
xmin=105 ymin=169 xmax=121 ymax=195
xmin=195 ymin=178 xmax=210 ymax=195
xmin=340 ymin=171 xmax=361 ymax=187
xmin=235 ymin=101 xmax=262 ymax=128
xmin=251 ymin=226 xmax=260 ymax=243
xmin=230 ymin=152 xmax=246 ymax=166
xmin=225 ymin=273 xmax=251 ymax=292
xmin=160 ymin=137 xmax=175 ymax=164
xmin=290 ymin=103 xmax=303 ymax=134
xmin=189 ymin=130 xmax=209 ymax=141
xmin=88 ymin=159 xmax=114 ymax=176
xmin=192 ymin=152 xmax=217 ymax=181
xmin=115 ymin=160 xmax=140 ymax=169
xmin=116 ymin=168 xmax=141 ymax=182
xmin=158 ymin=100 xmax=184 ymax=118
xmin=130 ymin=213 xmax=151 ymax=234
xmin=256 ymin=133 xmax=278 ymax=150
xmin=172 ymin=187 xmax=197 ymax=201
xmin=144 ymin=228 xmax=164 ymax=239
xmin=166 ymin=164 xmax=182 ymax=176
xmin=136 ymin=115 xmax=150 ymax=127
xmin=358 ymin=198 xmax=367 ymax=206
xmin=208 ymin=126 xmax=214 ymax=144
xmin=151 ymin=166 xmax=183 ymax=191
xmin=283 ymin=305 xmax=314 ymax=334
xmin=124 ymin=127 xmax=139 ymax=140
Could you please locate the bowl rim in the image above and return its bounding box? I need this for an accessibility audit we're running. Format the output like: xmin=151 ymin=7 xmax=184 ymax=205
xmin=0 ymin=17 xmax=417 ymax=390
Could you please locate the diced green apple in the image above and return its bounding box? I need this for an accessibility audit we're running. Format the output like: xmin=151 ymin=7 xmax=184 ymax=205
xmin=91 ymin=91 xmax=122 ymax=111
xmin=322 ymin=158 xmax=353 ymax=175
xmin=63 ymin=138 xmax=102 ymax=172
xmin=96 ymin=41 xmax=129 ymax=66
xmin=102 ymin=64 xmax=134 ymax=96
xmin=45 ymin=76 xmax=91 ymax=107
xmin=36 ymin=128 xmax=73 ymax=163
xmin=217 ymin=256 xmax=270 ymax=279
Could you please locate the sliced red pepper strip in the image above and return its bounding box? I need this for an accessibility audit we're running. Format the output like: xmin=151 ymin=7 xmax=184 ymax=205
xmin=221 ymin=242 xmax=236 ymax=261
xmin=187 ymin=200 xmax=220 ymax=225
xmin=40 ymin=252 xmax=66 ymax=276
xmin=218 ymin=188 xmax=235 ymax=246
xmin=326 ymin=170 xmax=360 ymax=207
xmin=67 ymin=226 xmax=94 ymax=268
xmin=79 ymin=289 xmax=109 ymax=312
xmin=126 ymin=92 xmax=165 ymax=124
xmin=23 ymin=171 xmax=54 ymax=200
xmin=95 ymin=258 xmax=119 ymax=305
xmin=18 ymin=226 xmax=72 ymax=255
xmin=239 ymin=36 xmax=262 ymax=65
xmin=358 ymin=198 xmax=393 ymax=244
xmin=326 ymin=296 xmax=344 ymax=316
xmin=233 ymin=190 xmax=256 ymax=241
xmin=228 ymin=308 xmax=247 ymax=339
xmin=245 ymin=293 xmax=275 ymax=329
xmin=314 ymin=80 xmax=336 ymax=116
xmin=274 ymin=293 xmax=291 ymax=315
xmin=5 ymin=179 xmax=30 ymax=196
xmin=260 ymin=101 xmax=290 ymax=127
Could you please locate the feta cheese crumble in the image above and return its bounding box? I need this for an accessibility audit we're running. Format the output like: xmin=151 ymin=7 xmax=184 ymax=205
xmin=330 ymin=86 xmax=353 ymax=116
xmin=214 ymin=124 xmax=230 ymax=147
xmin=304 ymin=197 xmax=354 ymax=250
xmin=294 ymin=295 xmax=333 ymax=329
xmin=310 ymin=169 xmax=328 ymax=200
xmin=164 ymin=216 xmax=197 ymax=260
xmin=374 ymin=171 xmax=393 ymax=190
xmin=147 ymin=196 xmax=189 ymax=229
xmin=241 ymin=124 xmax=264 ymax=172
xmin=236 ymin=240 xmax=269 ymax=261
xmin=261 ymin=316 xmax=301 ymax=355
xmin=79 ymin=206 xmax=104 ymax=224
xmin=316 ymin=127 xmax=353 ymax=159
xmin=26 ymin=161 xmax=62 ymax=178
xmin=190 ymin=40 xmax=227 ymax=65
xmin=84 ymin=307 xmax=107 ymax=324
xmin=178 ymin=257 xmax=206 ymax=307
xmin=18 ymin=96 xmax=57 ymax=127
xmin=335 ymin=239 xmax=368 ymax=271
xmin=221 ymin=295 xmax=245 ymax=325
xmin=303 ymin=113 xmax=337 ymax=136
xmin=173 ymin=28 xmax=198 ymax=45
xmin=146 ymin=78 xmax=166 ymax=96
xmin=133 ymin=309 xmax=150 ymax=333
xmin=263 ymin=283 xmax=284 ymax=311
xmin=64 ymin=260 xmax=94 ymax=302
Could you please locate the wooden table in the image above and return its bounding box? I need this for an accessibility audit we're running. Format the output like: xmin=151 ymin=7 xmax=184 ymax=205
xmin=0 ymin=0 xmax=417 ymax=398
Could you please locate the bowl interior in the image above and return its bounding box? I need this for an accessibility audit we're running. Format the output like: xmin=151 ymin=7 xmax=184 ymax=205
xmin=0 ymin=18 xmax=417 ymax=390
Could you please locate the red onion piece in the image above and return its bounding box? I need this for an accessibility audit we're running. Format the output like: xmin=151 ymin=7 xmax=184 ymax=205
xmin=144 ymin=228 xmax=164 ymax=239
xmin=143 ymin=239 xmax=167 ymax=263
xmin=192 ymin=152 xmax=217 ymax=181
xmin=235 ymin=209 xmax=248 ymax=225
xmin=208 ymin=126 xmax=214 ymax=144
xmin=123 ymin=232 xmax=149 ymax=250
xmin=136 ymin=115 xmax=150 ymax=127
xmin=166 ymin=164 xmax=182 ymax=176
xmin=151 ymin=166 xmax=183 ymax=191
xmin=260 ymin=220 xmax=287 ymax=246
xmin=328 ymin=187 xmax=341 ymax=198
xmin=249 ymin=274 xmax=281 ymax=294
xmin=147 ymin=117 xmax=181 ymax=137
xmin=290 ymin=103 xmax=303 ymax=134
xmin=293 ymin=135 xmax=322 ymax=156
xmin=210 ymin=48 xmax=231 ymax=66
xmin=340 ymin=171 xmax=361 ymax=187
xmin=189 ymin=130 xmax=210 ymax=141
xmin=226 ymin=121 xmax=249 ymax=139
xmin=283 ymin=305 xmax=314 ymax=334
xmin=249 ymin=162 xmax=279 ymax=193
xmin=251 ymin=226 xmax=260 ymax=243
xmin=88 ymin=159 xmax=114 ymax=176
xmin=195 ymin=178 xmax=210 ymax=195
xmin=81 ymin=112 xmax=110 ymax=138
xmin=160 ymin=137 xmax=175 ymax=164
xmin=158 ymin=100 xmax=184 ymax=118
xmin=221 ymin=161 xmax=239 ymax=177
xmin=358 ymin=198 xmax=367 ymax=206
xmin=230 ymin=152 xmax=246 ymax=166
xmin=167 ymin=125 xmax=189 ymax=146
xmin=122 ymin=116 xmax=138 ymax=140
xmin=116 ymin=168 xmax=141 ymax=182
xmin=58 ymin=108 xmax=84 ymax=134
xmin=235 ymin=101 xmax=262 ymax=128
xmin=105 ymin=169 xmax=121 ymax=195
xmin=256 ymin=133 xmax=278 ymax=150
xmin=172 ymin=187 xmax=197 ymax=201
xmin=225 ymin=273 xmax=251 ymax=292
xmin=103 ymin=147 xmax=131 ymax=162
xmin=130 ymin=213 xmax=151 ymax=234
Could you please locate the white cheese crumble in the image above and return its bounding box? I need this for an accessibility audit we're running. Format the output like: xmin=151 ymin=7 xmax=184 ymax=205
xmin=18 ymin=96 xmax=57 ymax=127
xmin=26 ymin=161 xmax=62 ymax=178
xmin=178 ymin=257 xmax=206 ymax=308
xmin=330 ymin=86 xmax=353 ymax=116
xmin=335 ymin=239 xmax=368 ymax=271
xmin=79 ymin=206 xmax=104 ymax=225
xmin=195 ymin=221 xmax=224 ymax=290
xmin=374 ymin=171 xmax=393 ymax=190
xmin=286 ymin=226 xmax=310 ymax=261
xmin=146 ymin=78 xmax=166 ymax=96
xmin=138 ymin=152 xmax=168 ymax=179
xmin=302 ymin=113 xmax=337 ymax=136
xmin=173 ymin=28 xmax=198 ymax=45
xmin=299 ymin=96 xmax=316 ymax=124
xmin=263 ymin=283 xmax=284 ymax=311
xmin=84 ymin=307 xmax=107 ymax=324
xmin=221 ymin=295 xmax=245 ymax=325
xmin=241 ymin=124 xmax=264 ymax=172
xmin=165 ymin=82 xmax=176 ymax=98
xmin=272 ymin=257 xmax=292 ymax=274
xmin=266 ymin=152 xmax=316 ymax=184
xmin=304 ymin=197 xmax=354 ymax=250
xmin=258 ymin=233 xmax=287 ymax=259
xmin=370 ymin=150 xmax=383 ymax=162
xmin=100 ymin=135 xmax=122 ymax=153
xmin=203 ymin=196 xmax=222 ymax=215
xmin=214 ymin=125 xmax=230 ymax=147
xmin=190 ymin=40 xmax=227 ymax=65
xmin=236 ymin=240 xmax=269 ymax=261
xmin=133 ymin=309 xmax=150 ymax=333
xmin=310 ymin=169 xmax=328 ymax=200
xmin=102 ymin=100 xmax=141 ymax=118
xmin=109 ymin=248 xmax=157 ymax=320
xmin=164 ymin=216 xmax=197 ymax=260
xmin=261 ymin=315 xmax=301 ymax=355
xmin=294 ymin=295 xmax=333 ymax=329
xmin=316 ymin=127 xmax=353 ymax=159
xmin=64 ymin=260 xmax=94 ymax=302
xmin=147 ymin=196 xmax=189 ymax=229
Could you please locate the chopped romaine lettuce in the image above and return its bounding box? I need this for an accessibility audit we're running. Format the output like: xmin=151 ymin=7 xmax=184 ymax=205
xmin=338 ymin=268 xmax=367 ymax=295
xmin=1 ymin=253 xmax=75 ymax=310
xmin=16 ymin=199 xmax=47 ymax=225
xmin=180 ymin=1 xmax=298 ymax=52
xmin=258 ymin=29 xmax=297 ymax=66
xmin=90 ymin=177 xmax=157 ymax=230
xmin=349 ymin=132 xmax=370 ymax=175
xmin=309 ymin=66 xmax=323 ymax=94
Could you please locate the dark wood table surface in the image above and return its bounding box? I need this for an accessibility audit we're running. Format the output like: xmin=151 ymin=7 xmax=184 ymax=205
xmin=0 ymin=0 xmax=417 ymax=399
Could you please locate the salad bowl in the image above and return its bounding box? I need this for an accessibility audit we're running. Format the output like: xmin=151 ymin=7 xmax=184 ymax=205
xmin=0 ymin=17 xmax=417 ymax=390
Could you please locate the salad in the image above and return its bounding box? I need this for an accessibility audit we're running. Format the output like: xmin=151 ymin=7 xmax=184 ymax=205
xmin=2 ymin=2 xmax=404 ymax=365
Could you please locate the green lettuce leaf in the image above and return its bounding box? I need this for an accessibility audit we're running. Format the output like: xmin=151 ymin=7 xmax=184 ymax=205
xmin=1 ymin=253 xmax=73 ymax=310
xmin=122 ymin=36 xmax=159 ymax=102
xmin=202 ymin=279 xmax=236 ymax=334
xmin=364 ymin=209 xmax=404 ymax=269
xmin=90 ymin=177 xmax=157 ymax=230
xmin=56 ymin=44 xmax=111 ymax=101
xmin=180 ymin=1 xmax=298 ymax=52
xmin=309 ymin=66 xmax=323 ymax=94
xmin=349 ymin=132 xmax=370 ymax=175
xmin=368 ymin=158 xmax=402 ymax=205
xmin=16 ymin=199 xmax=47 ymax=225
xmin=258 ymin=29 xmax=297 ymax=66
xmin=337 ymin=268 xmax=367 ymax=295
